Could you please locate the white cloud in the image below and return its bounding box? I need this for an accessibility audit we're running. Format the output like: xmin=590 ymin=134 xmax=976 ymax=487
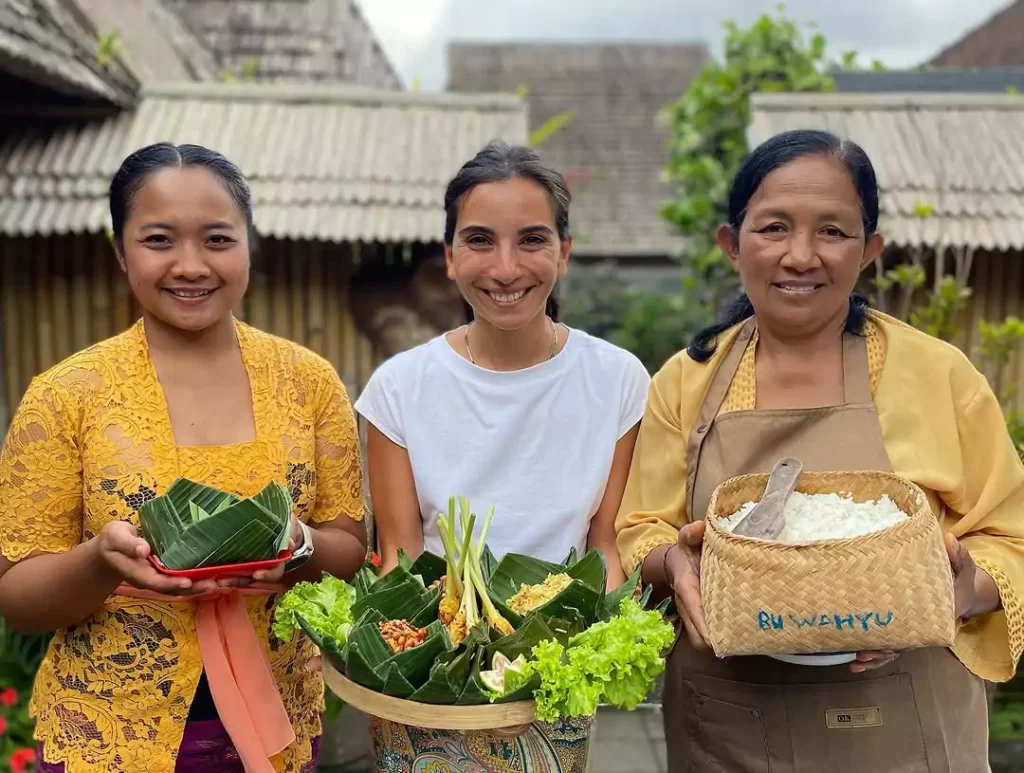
xmin=355 ymin=0 xmax=447 ymax=86
xmin=358 ymin=0 xmax=1010 ymax=91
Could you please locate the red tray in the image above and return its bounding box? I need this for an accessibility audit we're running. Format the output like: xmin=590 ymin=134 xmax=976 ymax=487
xmin=148 ymin=551 xmax=292 ymax=581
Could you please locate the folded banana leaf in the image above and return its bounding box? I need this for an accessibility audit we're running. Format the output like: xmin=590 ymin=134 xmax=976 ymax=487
xmin=382 ymin=621 xmax=452 ymax=687
xmin=140 ymin=478 xmax=238 ymax=556
xmin=351 ymin=567 xmax=438 ymax=622
xmin=292 ymin=535 xmax=663 ymax=708
xmin=480 ymin=545 xmax=499 ymax=582
xmin=410 ymin=552 xmax=447 ymax=587
xmin=565 ymin=550 xmax=607 ymax=590
xmin=486 ymin=550 xmax=609 ymax=627
xmin=353 ymin=564 xmax=379 ymax=597
xmin=139 ymin=478 xmax=291 ymax=570
xmin=380 ymin=663 xmax=416 ymax=698
xmin=345 ymin=624 xmax=392 ymax=690
xmin=396 ymin=549 xmax=447 ymax=588
xmin=487 ymin=553 xmax=566 ymax=601
xmin=458 ymin=648 xmax=494 ymax=705
xmin=601 ymin=564 xmax=643 ymax=620
xmin=408 ymin=660 xmax=460 ymax=704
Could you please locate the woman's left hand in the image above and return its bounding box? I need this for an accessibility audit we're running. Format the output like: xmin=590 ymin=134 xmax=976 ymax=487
xmin=850 ymin=533 xmax=1001 ymax=673
xmin=850 ymin=650 xmax=899 ymax=673
xmin=945 ymin=532 xmax=999 ymax=621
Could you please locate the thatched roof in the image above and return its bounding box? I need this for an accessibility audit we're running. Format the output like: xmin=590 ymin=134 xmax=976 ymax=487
xmin=447 ymin=41 xmax=709 ymax=258
xmin=166 ymin=0 xmax=401 ymax=87
xmin=928 ymin=1 xmax=1024 ymax=68
xmin=0 ymin=0 xmax=135 ymax=103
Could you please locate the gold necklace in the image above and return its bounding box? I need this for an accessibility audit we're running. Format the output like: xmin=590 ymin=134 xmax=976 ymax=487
xmin=465 ymin=318 xmax=559 ymax=366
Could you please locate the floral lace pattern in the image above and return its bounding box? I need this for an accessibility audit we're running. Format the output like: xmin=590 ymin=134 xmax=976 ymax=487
xmin=0 ymin=320 xmax=365 ymax=773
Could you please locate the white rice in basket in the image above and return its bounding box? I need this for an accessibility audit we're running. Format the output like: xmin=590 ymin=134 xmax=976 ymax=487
xmin=720 ymin=491 xmax=907 ymax=542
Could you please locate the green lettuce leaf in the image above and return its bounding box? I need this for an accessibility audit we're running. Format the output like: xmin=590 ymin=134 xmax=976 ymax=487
xmin=273 ymin=573 xmax=356 ymax=644
xmin=506 ymin=597 xmax=675 ymax=721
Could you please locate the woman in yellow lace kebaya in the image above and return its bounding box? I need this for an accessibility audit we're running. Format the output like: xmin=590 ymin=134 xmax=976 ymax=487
xmin=0 ymin=143 xmax=367 ymax=773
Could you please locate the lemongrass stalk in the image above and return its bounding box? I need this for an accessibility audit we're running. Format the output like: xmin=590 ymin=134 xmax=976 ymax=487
xmin=469 ymin=559 xmax=513 ymax=634
xmin=457 ymin=512 xmax=476 ymax=578
xmin=436 ymin=509 xmax=464 ymax=597
xmin=475 ymin=504 xmax=496 ymax=560
xmin=462 ymin=542 xmax=479 ymax=629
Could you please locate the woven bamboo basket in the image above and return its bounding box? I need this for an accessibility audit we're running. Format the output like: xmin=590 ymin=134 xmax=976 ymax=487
xmin=701 ymin=469 xmax=956 ymax=658
xmin=323 ymin=660 xmax=537 ymax=730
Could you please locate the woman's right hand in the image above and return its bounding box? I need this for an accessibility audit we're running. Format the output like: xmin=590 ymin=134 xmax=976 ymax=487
xmin=96 ymin=521 xmax=218 ymax=596
xmin=666 ymin=520 xmax=712 ymax=650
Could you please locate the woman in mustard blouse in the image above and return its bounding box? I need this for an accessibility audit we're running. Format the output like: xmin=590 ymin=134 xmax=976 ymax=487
xmin=615 ymin=130 xmax=1024 ymax=772
xmin=0 ymin=143 xmax=367 ymax=773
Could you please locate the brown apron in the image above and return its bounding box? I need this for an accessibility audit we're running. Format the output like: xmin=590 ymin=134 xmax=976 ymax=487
xmin=664 ymin=319 xmax=990 ymax=773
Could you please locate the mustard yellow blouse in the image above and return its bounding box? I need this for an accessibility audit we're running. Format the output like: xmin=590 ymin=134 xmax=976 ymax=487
xmin=615 ymin=312 xmax=1024 ymax=683
xmin=0 ymin=320 xmax=365 ymax=773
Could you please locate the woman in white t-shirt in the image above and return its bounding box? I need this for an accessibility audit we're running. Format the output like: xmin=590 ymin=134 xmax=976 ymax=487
xmin=353 ymin=140 xmax=650 ymax=772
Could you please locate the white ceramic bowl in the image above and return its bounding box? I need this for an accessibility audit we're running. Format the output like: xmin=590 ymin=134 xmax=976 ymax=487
xmin=771 ymin=652 xmax=857 ymax=667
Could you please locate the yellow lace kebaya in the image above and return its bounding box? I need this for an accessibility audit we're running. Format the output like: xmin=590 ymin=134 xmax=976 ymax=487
xmin=0 ymin=319 xmax=365 ymax=773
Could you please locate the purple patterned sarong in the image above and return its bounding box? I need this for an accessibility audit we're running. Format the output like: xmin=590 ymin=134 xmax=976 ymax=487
xmin=34 ymin=720 xmax=321 ymax=772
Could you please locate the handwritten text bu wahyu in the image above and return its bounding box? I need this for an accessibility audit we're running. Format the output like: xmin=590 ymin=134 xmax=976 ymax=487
xmin=756 ymin=610 xmax=895 ymax=632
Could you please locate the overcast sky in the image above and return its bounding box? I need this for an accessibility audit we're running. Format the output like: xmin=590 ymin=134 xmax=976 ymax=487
xmin=358 ymin=0 xmax=1010 ymax=91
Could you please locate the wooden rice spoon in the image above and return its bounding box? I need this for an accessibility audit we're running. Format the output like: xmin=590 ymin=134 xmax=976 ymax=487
xmin=732 ymin=458 xmax=804 ymax=540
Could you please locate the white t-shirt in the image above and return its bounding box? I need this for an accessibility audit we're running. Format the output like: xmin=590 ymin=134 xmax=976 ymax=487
xmin=353 ymin=327 xmax=650 ymax=563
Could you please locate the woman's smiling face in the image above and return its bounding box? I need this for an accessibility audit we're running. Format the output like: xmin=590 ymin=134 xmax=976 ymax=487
xmin=445 ymin=176 xmax=570 ymax=330
xmin=718 ymin=154 xmax=884 ymax=337
xmin=117 ymin=165 xmax=250 ymax=334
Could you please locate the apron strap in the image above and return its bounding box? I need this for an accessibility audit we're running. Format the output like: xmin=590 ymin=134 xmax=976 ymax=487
xmin=842 ymin=331 xmax=873 ymax=405
xmin=684 ymin=318 xmax=755 ymax=520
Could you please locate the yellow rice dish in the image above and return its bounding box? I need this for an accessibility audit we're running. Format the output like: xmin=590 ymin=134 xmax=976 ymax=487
xmin=508 ymin=573 xmax=574 ymax=614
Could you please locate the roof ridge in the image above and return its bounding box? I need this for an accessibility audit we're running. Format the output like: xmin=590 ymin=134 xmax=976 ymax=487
xmin=750 ymin=91 xmax=1024 ymax=110
xmin=448 ymin=40 xmax=708 ymax=50
xmin=140 ymin=81 xmax=525 ymax=110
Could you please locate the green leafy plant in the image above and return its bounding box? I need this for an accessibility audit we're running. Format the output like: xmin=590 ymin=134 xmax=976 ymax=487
xmin=138 ymin=479 xmax=292 ymax=570
xmin=566 ymin=9 xmax=866 ymax=374
xmin=660 ymin=6 xmax=838 ymax=307
xmin=95 ymin=31 xmax=121 ymax=67
xmin=529 ymin=111 xmax=575 ymax=148
xmin=0 ymin=618 xmax=46 ymax=773
xmin=0 ymin=683 xmax=36 ymax=773
xmin=908 ymin=276 xmax=973 ymax=342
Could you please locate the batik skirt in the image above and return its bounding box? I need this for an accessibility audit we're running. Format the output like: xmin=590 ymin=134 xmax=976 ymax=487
xmin=369 ymin=715 xmax=592 ymax=773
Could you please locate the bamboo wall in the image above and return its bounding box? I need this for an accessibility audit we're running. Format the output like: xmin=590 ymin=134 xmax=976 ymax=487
xmin=0 ymin=234 xmax=383 ymax=426
xmin=952 ymin=250 xmax=1024 ymax=411
xmin=4 ymin=236 xmax=1024 ymax=424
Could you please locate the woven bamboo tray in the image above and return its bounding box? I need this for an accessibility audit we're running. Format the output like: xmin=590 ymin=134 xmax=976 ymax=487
xmin=701 ymin=469 xmax=956 ymax=658
xmin=323 ymin=660 xmax=537 ymax=730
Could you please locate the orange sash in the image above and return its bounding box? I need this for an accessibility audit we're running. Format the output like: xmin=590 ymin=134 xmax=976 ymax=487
xmin=113 ymin=583 xmax=296 ymax=773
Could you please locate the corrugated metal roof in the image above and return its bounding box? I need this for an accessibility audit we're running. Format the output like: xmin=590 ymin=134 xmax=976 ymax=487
xmin=0 ymin=81 xmax=528 ymax=242
xmin=747 ymin=92 xmax=1024 ymax=250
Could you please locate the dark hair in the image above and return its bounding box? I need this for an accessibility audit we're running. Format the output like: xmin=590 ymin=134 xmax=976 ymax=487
xmin=444 ymin=140 xmax=570 ymax=322
xmin=109 ymin=142 xmax=253 ymax=248
xmin=688 ymin=129 xmax=878 ymax=362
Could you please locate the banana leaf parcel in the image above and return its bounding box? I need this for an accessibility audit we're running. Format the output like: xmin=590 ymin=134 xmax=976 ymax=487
xmin=274 ymin=495 xmax=674 ymax=720
xmin=139 ymin=478 xmax=292 ymax=570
